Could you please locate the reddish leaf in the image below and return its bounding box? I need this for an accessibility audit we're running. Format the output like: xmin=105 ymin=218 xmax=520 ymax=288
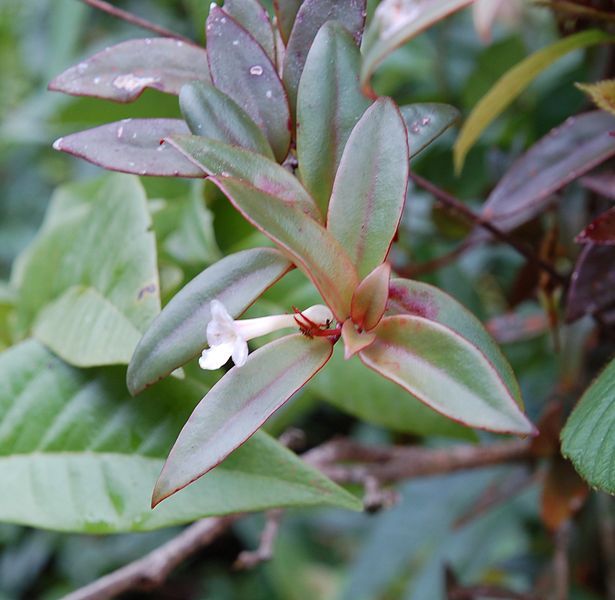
xmin=49 ymin=38 xmax=210 ymax=102
xmin=207 ymin=7 xmax=290 ymax=162
xmin=53 ymin=119 xmax=204 ymax=178
xmin=224 ymin=0 xmax=276 ymax=62
xmin=576 ymin=206 xmax=615 ymax=245
xmin=579 ymin=171 xmax=615 ymax=200
xmin=282 ymin=0 xmax=366 ymax=112
xmin=482 ymin=111 xmax=615 ymax=232
xmin=341 ymin=320 xmax=376 ymax=359
xmin=351 ymin=263 xmax=391 ymax=332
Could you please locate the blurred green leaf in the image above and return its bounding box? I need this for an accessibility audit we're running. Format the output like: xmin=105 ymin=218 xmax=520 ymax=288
xmin=153 ymin=334 xmax=347 ymax=507
xmin=576 ymin=79 xmax=615 ymax=116
xmin=297 ymin=21 xmax=371 ymax=213
xmin=328 ymin=98 xmax=408 ymax=278
xmin=561 ymin=357 xmax=615 ymax=493
xmin=400 ymin=103 xmax=459 ymax=158
xmin=454 ymin=29 xmax=614 ymax=172
xmin=360 ymin=316 xmax=535 ymax=434
xmin=127 ymin=247 xmax=291 ymax=395
xmin=12 ymin=174 xmax=160 ymax=367
xmin=0 ymin=340 xmax=358 ymax=532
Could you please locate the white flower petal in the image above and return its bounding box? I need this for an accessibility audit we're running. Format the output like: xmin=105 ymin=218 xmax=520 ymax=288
xmin=231 ymin=337 xmax=249 ymax=367
xmin=198 ymin=341 xmax=234 ymax=370
xmin=210 ymin=299 xmax=235 ymax=325
xmin=207 ymin=317 xmax=236 ymax=346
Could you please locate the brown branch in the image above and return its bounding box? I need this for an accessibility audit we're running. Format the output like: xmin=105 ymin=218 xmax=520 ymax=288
xmin=234 ymin=509 xmax=283 ymax=570
xmin=410 ymin=173 xmax=566 ymax=285
xmin=63 ymin=515 xmax=238 ymax=600
xmin=79 ymin=0 xmax=194 ymax=44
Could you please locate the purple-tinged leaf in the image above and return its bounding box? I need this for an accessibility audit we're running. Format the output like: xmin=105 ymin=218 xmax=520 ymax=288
xmin=361 ymin=0 xmax=475 ymax=86
xmin=179 ymin=81 xmax=274 ymax=158
xmin=224 ymin=0 xmax=276 ymax=62
xmin=283 ymin=0 xmax=366 ymax=112
xmin=327 ymin=98 xmax=409 ymax=278
xmin=566 ymin=244 xmax=615 ymax=323
xmin=127 ymin=248 xmax=292 ymax=395
xmin=400 ymin=103 xmax=460 ymax=158
xmin=152 ymin=334 xmax=333 ymax=506
xmin=274 ymin=0 xmax=303 ymax=44
xmin=360 ymin=316 xmax=536 ymax=435
xmin=211 ymin=177 xmax=359 ymax=321
xmin=167 ymin=135 xmax=321 ymax=221
xmin=52 ymin=119 xmax=204 ymax=178
xmin=341 ymin=320 xmax=376 ymax=359
xmin=207 ymin=7 xmax=290 ymax=162
xmin=297 ymin=21 xmax=371 ymax=214
xmin=481 ymin=111 xmax=615 ymax=232
xmin=576 ymin=207 xmax=615 ymax=245
xmin=48 ymin=38 xmax=210 ymax=102
xmin=387 ymin=278 xmax=523 ymax=407
xmin=351 ymin=263 xmax=391 ymax=332
xmin=579 ymin=171 xmax=615 ymax=200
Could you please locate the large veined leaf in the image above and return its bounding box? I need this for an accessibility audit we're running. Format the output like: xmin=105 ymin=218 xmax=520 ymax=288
xmin=311 ymin=347 xmax=476 ymax=440
xmin=282 ymin=0 xmax=366 ymax=113
xmin=127 ymin=248 xmax=292 ymax=395
xmin=454 ymin=29 xmax=614 ymax=172
xmin=167 ymin=135 xmax=321 ymax=221
xmin=360 ymin=316 xmax=535 ymax=434
xmin=0 ymin=340 xmax=358 ymax=532
xmin=12 ymin=175 xmax=160 ymax=367
xmin=561 ymin=357 xmax=615 ymax=493
xmin=179 ymin=81 xmax=274 ymax=158
xmin=387 ymin=278 xmax=523 ymax=407
xmin=48 ymin=38 xmax=211 ymax=102
xmin=360 ymin=0 xmax=475 ymax=86
xmin=211 ymin=177 xmax=359 ymax=320
xmin=207 ymin=6 xmax=290 ymax=162
xmin=480 ymin=111 xmax=615 ymax=232
xmin=153 ymin=334 xmax=334 ymax=506
xmin=52 ymin=119 xmax=204 ymax=178
xmin=224 ymin=0 xmax=276 ymax=62
xmin=400 ymin=103 xmax=460 ymax=158
xmin=327 ymin=98 xmax=409 ymax=278
xmin=296 ymin=21 xmax=371 ymax=214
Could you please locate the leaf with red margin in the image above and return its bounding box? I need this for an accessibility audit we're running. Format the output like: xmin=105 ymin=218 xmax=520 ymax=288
xmin=224 ymin=0 xmax=276 ymax=62
xmin=127 ymin=248 xmax=292 ymax=395
xmin=360 ymin=316 xmax=536 ymax=435
xmin=152 ymin=334 xmax=333 ymax=506
xmin=274 ymin=0 xmax=304 ymax=44
xmin=207 ymin=6 xmax=290 ymax=162
xmin=282 ymin=0 xmax=366 ymax=113
xmin=351 ymin=263 xmax=390 ymax=332
xmin=49 ymin=38 xmax=210 ymax=102
xmin=52 ymin=119 xmax=203 ymax=178
xmin=327 ymin=98 xmax=409 ymax=278
xmin=341 ymin=320 xmax=376 ymax=359
xmin=210 ymin=176 xmax=359 ymax=321
xmin=576 ymin=206 xmax=615 ymax=245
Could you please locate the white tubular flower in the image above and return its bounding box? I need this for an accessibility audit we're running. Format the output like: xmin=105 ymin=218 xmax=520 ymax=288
xmin=199 ymin=300 xmax=334 ymax=370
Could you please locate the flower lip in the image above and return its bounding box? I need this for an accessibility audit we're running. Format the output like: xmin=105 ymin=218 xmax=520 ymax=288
xmin=198 ymin=300 xmax=335 ymax=370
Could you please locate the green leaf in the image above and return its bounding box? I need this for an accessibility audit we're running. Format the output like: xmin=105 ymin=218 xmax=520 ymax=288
xmin=360 ymin=0 xmax=475 ymax=86
xmin=296 ymin=21 xmax=371 ymax=214
xmin=179 ymin=82 xmax=275 ymax=158
xmin=224 ymin=0 xmax=276 ymax=62
xmin=127 ymin=247 xmax=292 ymax=395
xmin=387 ymin=278 xmax=523 ymax=408
xmin=576 ymin=79 xmax=615 ymax=117
xmin=351 ymin=263 xmax=390 ymax=332
xmin=273 ymin=0 xmax=303 ymax=44
xmin=400 ymin=103 xmax=460 ymax=157
xmin=0 ymin=340 xmax=358 ymax=532
xmin=167 ymin=134 xmax=321 ymax=221
xmin=311 ymin=347 xmax=476 ymax=440
xmin=48 ymin=38 xmax=211 ymax=102
xmin=53 ymin=119 xmax=205 ymax=178
xmin=360 ymin=316 xmax=535 ymax=435
xmin=561 ymin=357 xmax=615 ymax=493
xmin=479 ymin=111 xmax=615 ymax=232
xmin=207 ymin=6 xmax=290 ymax=162
xmin=153 ymin=334 xmax=334 ymax=506
xmin=327 ymin=98 xmax=409 ymax=279
xmin=454 ymin=29 xmax=614 ymax=173
xmin=12 ymin=174 xmax=160 ymax=367
xmin=283 ymin=0 xmax=366 ymax=113
xmin=211 ymin=177 xmax=359 ymax=320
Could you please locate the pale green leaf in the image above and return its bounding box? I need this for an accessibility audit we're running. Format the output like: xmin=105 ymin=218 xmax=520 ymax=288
xmin=576 ymin=79 xmax=615 ymax=116
xmin=400 ymin=103 xmax=460 ymax=157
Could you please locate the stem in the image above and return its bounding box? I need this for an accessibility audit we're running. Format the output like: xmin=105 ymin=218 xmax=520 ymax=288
xmin=410 ymin=172 xmax=566 ymax=285
xmin=79 ymin=0 xmax=194 ymax=44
